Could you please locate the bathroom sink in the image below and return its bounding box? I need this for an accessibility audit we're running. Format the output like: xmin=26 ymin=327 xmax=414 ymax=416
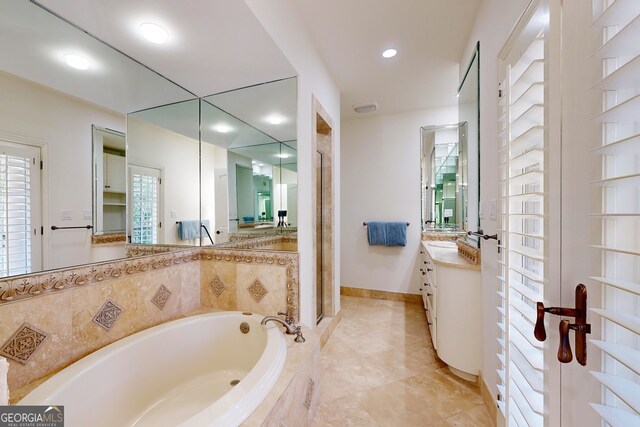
xmin=428 ymin=241 xmax=457 ymax=249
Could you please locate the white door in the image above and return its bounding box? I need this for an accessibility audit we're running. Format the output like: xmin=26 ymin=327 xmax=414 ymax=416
xmin=128 ymin=164 xmax=162 ymax=245
xmin=497 ymin=1 xmax=640 ymax=426
xmin=214 ymin=168 xmax=228 ymax=243
xmin=0 ymin=138 xmax=41 ymax=277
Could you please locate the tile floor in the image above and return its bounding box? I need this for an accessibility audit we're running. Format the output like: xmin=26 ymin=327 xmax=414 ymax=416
xmin=311 ymin=296 xmax=492 ymax=427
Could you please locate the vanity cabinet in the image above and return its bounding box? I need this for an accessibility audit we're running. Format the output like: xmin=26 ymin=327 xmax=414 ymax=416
xmin=103 ymin=153 xmax=126 ymax=193
xmin=419 ymin=241 xmax=482 ymax=380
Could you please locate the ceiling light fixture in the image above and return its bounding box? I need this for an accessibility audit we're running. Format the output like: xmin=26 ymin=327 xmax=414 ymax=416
xmin=213 ymin=123 xmax=233 ymax=133
xmin=267 ymin=116 xmax=283 ymax=125
xmin=276 ymin=153 xmax=290 ymax=159
xmin=354 ymin=102 xmax=378 ymax=113
xmin=140 ymin=22 xmax=169 ymax=44
xmin=64 ymin=54 xmax=89 ymax=70
xmin=258 ymin=163 xmax=264 ymax=167
xmin=382 ymin=48 xmax=397 ymax=58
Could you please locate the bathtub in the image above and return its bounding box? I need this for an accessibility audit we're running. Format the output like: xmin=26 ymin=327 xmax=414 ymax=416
xmin=19 ymin=312 xmax=286 ymax=427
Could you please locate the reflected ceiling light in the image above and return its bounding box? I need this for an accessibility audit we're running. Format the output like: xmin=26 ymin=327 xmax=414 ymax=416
xmin=213 ymin=123 xmax=233 ymax=133
xmin=382 ymin=48 xmax=397 ymax=58
xmin=456 ymin=93 xmax=460 ymax=98
xmin=64 ymin=54 xmax=89 ymax=70
xmin=258 ymin=163 xmax=264 ymax=167
xmin=140 ymin=22 xmax=169 ymax=44
xmin=267 ymin=116 xmax=283 ymax=125
xmin=276 ymin=153 xmax=290 ymax=159
xmin=251 ymin=160 xmax=257 ymax=164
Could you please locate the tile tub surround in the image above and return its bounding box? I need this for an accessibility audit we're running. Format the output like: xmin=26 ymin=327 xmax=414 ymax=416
xmin=218 ymin=234 xmax=298 ymax=251
xmin=199 ymin=247 xmax=300 ymax=322
xmin=0 ymin=246 xmax=300 ymax=401
xmin=312 ymin=296 xmax=492 ymax=426
xmin=421 ymin=231 xmax=467 ymax=241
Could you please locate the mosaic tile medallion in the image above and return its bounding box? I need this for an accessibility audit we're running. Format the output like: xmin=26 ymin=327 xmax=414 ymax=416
xmin=0 ymin=323 xmax=48 ymax=364
xmin=248 ymin=279 xmax=268 ymax=303
xmin=92 ymin=299 xmax=124 ymax=330
xmin=304 ymin=377 xmax=315 ymax=409
xmin=151 ymin=285 xmax=172 ymax=310
xmin=209 ymin=275 xmax=227 ymax=297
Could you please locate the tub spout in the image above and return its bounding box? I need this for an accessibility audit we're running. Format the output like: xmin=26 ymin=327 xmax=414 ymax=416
xmin=261 ymin=315 xmax=306 ymax=343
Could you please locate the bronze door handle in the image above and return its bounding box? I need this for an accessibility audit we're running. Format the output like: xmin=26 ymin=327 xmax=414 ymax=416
xmin=534 ymin=284 xmax=591 ymax=365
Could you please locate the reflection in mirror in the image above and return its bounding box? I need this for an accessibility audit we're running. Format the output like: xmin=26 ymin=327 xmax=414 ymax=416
xmin=202 ymin=78 xmax=297 ymax=241
xmin=458 ymin=42 xmax=480 ymax=245
xmin=0 ymin=0 xmax=194 ymax=277
xmin=421 ymin=124 xmax=462 ymax=230
xmin=92 ymin=127 xmax=126 ymax=237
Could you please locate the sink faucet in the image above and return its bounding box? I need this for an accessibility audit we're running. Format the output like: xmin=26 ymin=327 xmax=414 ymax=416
xmin=261 ymin=312 xmax=305 ymax=342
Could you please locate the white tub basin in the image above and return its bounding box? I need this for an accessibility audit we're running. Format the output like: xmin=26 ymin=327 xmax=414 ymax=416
xmin=428 ymin=241 xmax=458 ymax=248
xmin=19 ymin=312 xmax=286 ymax=427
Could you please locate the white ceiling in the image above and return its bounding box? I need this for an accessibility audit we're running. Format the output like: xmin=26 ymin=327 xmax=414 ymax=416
xmin=293 ymin=0 xmax=482 ymax=119
xmin=36 ymin=0 xmax=296 ymax=97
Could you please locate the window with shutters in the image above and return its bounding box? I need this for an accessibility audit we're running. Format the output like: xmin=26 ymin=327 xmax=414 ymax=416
xmin=589 ymin=0 xmax=640 ymax=425
xmin=496 ymin=1 xmax=549 ymax=425
xmin=0 ymin=139 xmax=41 ymax=278
xmin=130 ymin=165 xmax=161 ymax=245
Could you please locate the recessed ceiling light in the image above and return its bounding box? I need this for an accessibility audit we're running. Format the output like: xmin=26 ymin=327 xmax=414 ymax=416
xmin=267 ymin=116 xmax=283 ymax=125
xmin=64 ymin=54 xmax=89 ymax=70
xmin=213 ymin=123 xmax=233 ymax=133
xmin=258 ymin=163 xmax=264 ymax=167
xmin=382 ymin=48 xmax=397 ymax=58
xmin=251 ymin=160 xmax=257 ymax=164
xmin=140 ymin=22 xmax=169 ymax=44
xmin=276 ymin=153 xmax=290 ymax=159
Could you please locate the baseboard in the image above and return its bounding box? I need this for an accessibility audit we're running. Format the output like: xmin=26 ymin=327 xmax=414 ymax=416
xmin=478 ymin=371 xmax=497 ymax=426
xmin=340 ymin=286 xmax=422 ymax=304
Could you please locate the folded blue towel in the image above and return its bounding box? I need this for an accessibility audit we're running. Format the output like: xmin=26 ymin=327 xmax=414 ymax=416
xmin=367 ymin=222 xmax=407 ymax=247
xmin=178 ymin=220 xmax=200 ymax=240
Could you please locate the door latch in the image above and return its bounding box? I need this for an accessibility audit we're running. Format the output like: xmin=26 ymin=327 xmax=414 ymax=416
xmin=534 ymin=284 xmax=591 ymax=365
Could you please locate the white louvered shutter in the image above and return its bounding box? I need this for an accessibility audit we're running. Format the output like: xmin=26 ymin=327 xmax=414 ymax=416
xmin=589 ymin=0 xmax=640 ymax=425
xmin=497 ymin=1 xmax=550 ymax=425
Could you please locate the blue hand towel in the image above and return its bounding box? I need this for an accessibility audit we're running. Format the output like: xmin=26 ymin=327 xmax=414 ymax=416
xmin=178 ymin=220 xmax=200 ymax=240
xmin=385 ymin=222 xmax=407 ymax=246
xmin=367 ymin=222 xmax=407 ymax=247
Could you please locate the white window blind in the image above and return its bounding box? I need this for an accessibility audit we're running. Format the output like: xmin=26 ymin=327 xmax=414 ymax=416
xmin=0 ymin=141 xmax=41 ymax=278
xmin=497 ymin=2 xmax=548 ymax=425
xmin=130 ymin=167 xmax=160 ymax=245
xmin=589 ymin=0 xmax=640 ymax=425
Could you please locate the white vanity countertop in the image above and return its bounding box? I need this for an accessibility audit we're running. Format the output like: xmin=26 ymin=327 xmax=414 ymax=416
xmin=421 ymin=240 xmax=481 ymax=271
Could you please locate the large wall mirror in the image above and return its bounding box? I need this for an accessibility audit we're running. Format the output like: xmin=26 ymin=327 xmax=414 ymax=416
xmin=420 ymin=42 xmax=480 ymax=246
xmin=0 ymin=0 xmax=297 ymax=280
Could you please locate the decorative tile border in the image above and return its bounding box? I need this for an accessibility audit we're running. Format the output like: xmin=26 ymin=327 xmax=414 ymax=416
xmin=199 ymin=248 xmax=300 ymax=322
xmin=125 ymin=244 xmax=192 ymax=258
xmin=218 ymin=235 xmax=297 ymax=250
xmin=457 ymin=239 xmax=481 ymax=265
xmin=303 ymin=378 xmax=315 ymax=409
xmin=248 ymin=279 xmax=268 ymax=303
xmin=0 ymin=248 xmax=199 ymax=305
xmin=209 ymin=275 xmax=227 ymax=297
xmin=92 ymin=299 xmax=124 ymax=331
xmin=151 ymin=285 xmax=172 ymax=310
xmin=0 ymin=323 xmax=48 ymax=365
xmin=421 ymin=231 xmax=466 ymax=241
xmin=228 ymin=229 xmax=297 ymax=242
xmin=91 ymin=233 xmax=126 ymax=245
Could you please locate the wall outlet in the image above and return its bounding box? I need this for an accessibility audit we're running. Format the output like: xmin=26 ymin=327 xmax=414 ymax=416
xmin=83 ymin=209 xmax=92 ymax=220
xmin=61 ymin=209 xmax=71 ymax=220
xmin=489 ymin=200 xmax=497 ymax=220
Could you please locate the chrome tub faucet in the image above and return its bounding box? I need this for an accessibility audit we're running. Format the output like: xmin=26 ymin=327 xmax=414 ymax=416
xmin=261 ymin=312 xmax=305 ymax=343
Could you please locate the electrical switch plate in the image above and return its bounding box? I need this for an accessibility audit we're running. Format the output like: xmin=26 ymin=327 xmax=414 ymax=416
xmin=83 ymin=209 xmax=92 ymax=220
xmin=171 ymin=211 xmax=177 ymax=219
xmin=489 ymin=200 xmax=497 ymax=220
xmin=479 ymin=200 xmax=485 ymax=219
xmin=61 ymin=209 xmax=72 ymax=220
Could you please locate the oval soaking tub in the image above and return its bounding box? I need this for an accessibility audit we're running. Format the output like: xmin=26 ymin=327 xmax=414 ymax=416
xmin=20 ymin=312 xmax=286 ymax=427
